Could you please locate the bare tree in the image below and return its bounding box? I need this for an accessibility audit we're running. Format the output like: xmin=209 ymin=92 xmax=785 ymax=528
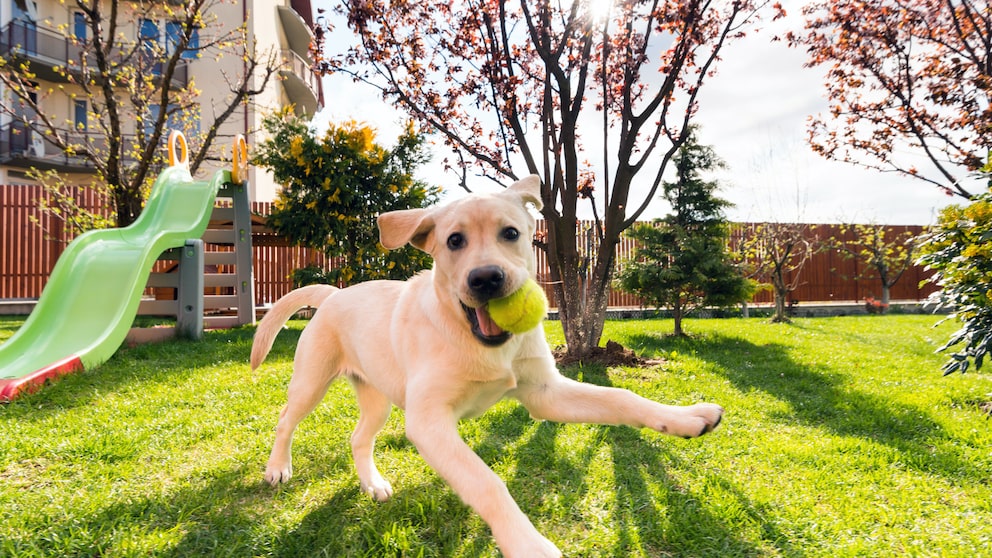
xmin=827 ymin=223 xmax=920 ymax=307
xmin=737 ymin=222 xmax=814 ymax=323
xmin=0 ymin=0 xmax=280 ymax=228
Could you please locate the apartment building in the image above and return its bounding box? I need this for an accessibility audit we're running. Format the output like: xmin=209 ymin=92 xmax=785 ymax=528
xmin=0 ymin=0 xmax=321 ymax=203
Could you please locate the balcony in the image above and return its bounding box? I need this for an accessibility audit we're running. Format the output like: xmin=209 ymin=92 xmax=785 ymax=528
xmin=0 ymin=20 xmax=188 ymax=89
xmin=0 ymin=123 xmax=104 ymax=173
xmin=280 ymin=49 xmax=320 ymax=116
xmin=277 ymin=4 xmax=313 ymax=60
xmin=0 ymin=122 xmax=246 ymax=175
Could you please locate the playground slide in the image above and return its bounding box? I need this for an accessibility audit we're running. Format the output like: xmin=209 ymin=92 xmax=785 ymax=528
xmin=0 ymin=165 xmax=230 ymax=401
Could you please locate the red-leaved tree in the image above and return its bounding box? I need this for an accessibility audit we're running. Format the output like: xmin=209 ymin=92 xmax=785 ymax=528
xmin=314 ymin=0 xmax=782 ymax=358
xmin=790 ymin=0 xmax=992 ymax=199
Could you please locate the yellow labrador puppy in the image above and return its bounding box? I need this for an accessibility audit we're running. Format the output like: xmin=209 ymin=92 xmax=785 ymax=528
xmin=251 ymin=175 xmax=723 ymax=557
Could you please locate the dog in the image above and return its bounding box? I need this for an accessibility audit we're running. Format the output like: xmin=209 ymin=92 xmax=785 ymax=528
xmin=250 ymin=175 xmax=724 ymax=557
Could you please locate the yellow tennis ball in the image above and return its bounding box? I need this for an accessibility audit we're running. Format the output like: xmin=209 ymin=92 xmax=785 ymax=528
xmin=487 ymin=279 xmax=548 ymax=334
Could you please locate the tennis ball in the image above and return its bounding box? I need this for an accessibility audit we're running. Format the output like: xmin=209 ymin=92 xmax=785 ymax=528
xmin=487 ymin=279 xmax=548 ymax=334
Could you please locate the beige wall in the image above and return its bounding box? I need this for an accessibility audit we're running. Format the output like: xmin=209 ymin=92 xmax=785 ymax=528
xmin=1 ymin=0 xmax=317 ymax=201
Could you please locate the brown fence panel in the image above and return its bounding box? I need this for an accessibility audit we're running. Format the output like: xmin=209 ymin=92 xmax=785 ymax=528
xmin=1 ymin=184 xmax=940 ymax=311
xmin=250 ymin=201 xmax=331 ymax=306
xmin=729 ymin=223 xmax=936 ymax=306
xmin=0 ymin=184 xmax=109 ymax=299
xmin=252 ymin=242 xmax=329 ymax=306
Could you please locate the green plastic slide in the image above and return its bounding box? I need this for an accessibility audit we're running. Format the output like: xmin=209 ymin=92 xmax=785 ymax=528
xmin=0 ymin=165 xmax=229 ymax=400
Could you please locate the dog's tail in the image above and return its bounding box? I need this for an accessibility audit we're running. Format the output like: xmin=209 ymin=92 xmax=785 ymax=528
xmin=251 ymin=284 xmax=338 ymax=371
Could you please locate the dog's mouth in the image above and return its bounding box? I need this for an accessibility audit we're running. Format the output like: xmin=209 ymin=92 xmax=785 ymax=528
xmin=462 ymin=303 xmax=512 ymax=346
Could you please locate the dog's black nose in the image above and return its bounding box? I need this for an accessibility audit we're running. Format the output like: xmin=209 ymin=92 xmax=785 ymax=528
xmin=467 ymin=266 xmax=505 ymax=300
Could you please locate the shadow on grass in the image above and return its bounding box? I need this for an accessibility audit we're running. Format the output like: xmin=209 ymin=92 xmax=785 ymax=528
xmin=2 ymin=324 xmax=295 ymax=420
xmin=497 ymin=364 xmax=796 ymax=557
xmin=6 ymin=461 xmax=283 ymax=557
xmin=272 ymin=365 xmax=792 ymax=557
xmin=274 ymin=480 xmax=489 ymax=558
xmin=628 ymin=330 xmax=980 ymax=481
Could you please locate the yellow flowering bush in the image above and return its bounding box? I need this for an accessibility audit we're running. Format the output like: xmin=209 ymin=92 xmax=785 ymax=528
xmin=253 ymin=109 xmax=440 ymax=285
xmin=918 ymin=191 xmax=992 ymax=373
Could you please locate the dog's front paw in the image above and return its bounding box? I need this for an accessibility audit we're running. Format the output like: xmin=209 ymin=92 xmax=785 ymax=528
xmin=360 ymin=475 xmax=394 ymax=502
xmin=264 ymin=461 xmax=292 ymax=486
xmin=682 ymin=402 xmax=723 ymax=438
xmin=655 ymin=402 xmax=724 ymax=438
xmin=500 ymin=534 xmax=561 ymax=558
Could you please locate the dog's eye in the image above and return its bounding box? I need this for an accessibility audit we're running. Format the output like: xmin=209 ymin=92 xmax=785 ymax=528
xmin=502 ymin=227 xmax=520 ymax=241
xmin=447 ymin=233 xmax=465 ymax=250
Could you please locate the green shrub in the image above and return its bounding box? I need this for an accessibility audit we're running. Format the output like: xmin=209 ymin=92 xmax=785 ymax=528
xmin=917 ymin=191 xmax=992 ymax=373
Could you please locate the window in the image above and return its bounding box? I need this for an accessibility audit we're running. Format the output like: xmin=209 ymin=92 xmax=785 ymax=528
xmin=139 ymin=18 xmax=159 ymax=54
xmin=165 ymin=21 xmax=199 ymax=59
xmin=73 ymin=12 xmax=86 ymax=40
xmin=12 ymin=0 xmax=38 ymax=21
xmin=12 ymin=1 xmax=38 ymax=55
xmin=74 ymin=100 xmax=87 ymax=132
xmin=14 ymin=82 xmax=38 ymax=119
xmin=139 ymin=19 xmax=161 ymax=74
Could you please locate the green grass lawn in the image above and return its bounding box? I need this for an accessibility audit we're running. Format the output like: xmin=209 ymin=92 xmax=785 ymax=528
xmin=1 ymin=314 xmax=990 ymax=557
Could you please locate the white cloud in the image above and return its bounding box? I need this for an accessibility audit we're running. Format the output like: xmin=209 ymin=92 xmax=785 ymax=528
xmin=693 ymin=10 xmax=954 ymax=226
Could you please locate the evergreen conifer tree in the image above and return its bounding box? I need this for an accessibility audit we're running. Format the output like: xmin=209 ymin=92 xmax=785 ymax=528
xmin=617 ymin=130 xmax=752 ymax=336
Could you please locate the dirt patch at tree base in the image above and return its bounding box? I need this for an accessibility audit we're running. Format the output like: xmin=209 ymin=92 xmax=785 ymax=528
xmin=553 ymin=340 xmax=663 ymax=368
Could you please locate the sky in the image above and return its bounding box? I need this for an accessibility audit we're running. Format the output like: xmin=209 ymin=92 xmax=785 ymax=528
xmin=311 ymin=5 xmax=959 ymax=226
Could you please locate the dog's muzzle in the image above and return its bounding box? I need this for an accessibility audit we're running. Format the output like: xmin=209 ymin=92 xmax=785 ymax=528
xmin=463 ymin=265 xmax=513 ymax=346
xmin=463 ymin=302 xmax=512 ymax=347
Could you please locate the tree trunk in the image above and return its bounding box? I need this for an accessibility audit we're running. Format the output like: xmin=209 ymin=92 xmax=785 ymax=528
xmin=558 ymin=278 xmax=610 ymax=358
xmin=881 ymin=285 xmax=891 ymax=306
xmin=673 ymin=297 xmax=684 ymax=336
xmin=113 ymin=185 xmax=142 ymax=228
xmin=772 ymin=288 xmax=789 ymax=323
xmin=545 ymin=213 xmax=613 ymax=360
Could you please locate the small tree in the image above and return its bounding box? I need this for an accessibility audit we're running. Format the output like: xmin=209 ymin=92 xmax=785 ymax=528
xmin=253 ymin=111 xmax=440 ymax=285
xmin=616 ymin=134 xmax=752 ymax=336
xmin=828 ymin=223 xmax=921 ymax=308
xmin=739 ymin=222 xmax=814 ymax=323
xmin=917 ymin=189 xmax=992 ymax=374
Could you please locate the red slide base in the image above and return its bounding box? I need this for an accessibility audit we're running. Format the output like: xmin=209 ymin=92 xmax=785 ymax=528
xmin=0 ymin=356 xmax=84 ymax=402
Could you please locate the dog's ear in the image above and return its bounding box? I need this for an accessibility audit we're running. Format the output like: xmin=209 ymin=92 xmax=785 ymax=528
xmin=378 ymin=208 xmax=435 ymax=252
xmin=507 ymin=175 xmax=543 ymax=211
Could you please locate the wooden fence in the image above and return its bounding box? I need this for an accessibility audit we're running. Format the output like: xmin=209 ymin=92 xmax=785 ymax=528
xmin=1 ymin=184 xmax=937 ymax=310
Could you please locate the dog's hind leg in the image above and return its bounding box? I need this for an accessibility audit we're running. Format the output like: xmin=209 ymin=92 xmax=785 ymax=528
xmin=264 ymin=348 xmax=340 ymax=486
xmin=349 ymin=377 xmax=394 ymax=502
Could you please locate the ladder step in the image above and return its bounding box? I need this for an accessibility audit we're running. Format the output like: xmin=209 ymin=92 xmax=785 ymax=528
xmin=205 ymin=251 xmax=237 ymax=265
xmin=210 ymin=207 xmax=235 ymax=221
xmin=203 ymin=229 xmax=236 ymax=244
xmin=204 ymin=316 xmax=244 ymax=329
xmin=205 ymin=294 xmax=241 ymax=309
xmin=146 ymin=273 xmax=179 ymax=288
xmin=204 ymin=273 xmax=238 ymax=288
xmin=138 ymin=300 xmax=177 ymax=315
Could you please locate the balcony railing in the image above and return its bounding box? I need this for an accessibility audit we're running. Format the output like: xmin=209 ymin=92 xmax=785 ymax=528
xmin=0 ymin=19 xmax=188 ymax=89
xmin=0 ymin=123 xmax=246 ymax=174
xmin=280 ymin=49 xmax=320 ymax=116
xmin=0 ymin=123 xmax=103 ymax=173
